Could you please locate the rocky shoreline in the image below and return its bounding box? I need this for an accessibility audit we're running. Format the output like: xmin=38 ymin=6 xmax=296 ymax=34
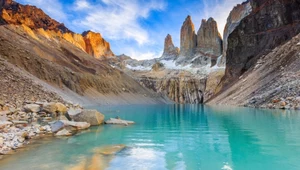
xmin=0 ymin=101 xmax=105 ymax=156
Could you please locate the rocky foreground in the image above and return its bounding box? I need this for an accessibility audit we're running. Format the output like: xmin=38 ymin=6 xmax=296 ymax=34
xmin=0 ymin=101 xmax=105 ymax=155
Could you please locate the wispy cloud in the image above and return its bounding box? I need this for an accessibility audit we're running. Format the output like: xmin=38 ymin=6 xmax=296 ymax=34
xmin=126 ymin=49 xmax=163 ymax=61
xmin=72 ymin=0 xmax=166 ymax=45
xmin=73 ymin=0 xmax=91 ymax=10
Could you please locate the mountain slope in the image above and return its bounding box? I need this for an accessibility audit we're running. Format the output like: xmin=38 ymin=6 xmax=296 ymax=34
xmin=0 ymin=0 xmax=171 ymax=105
xmin=209 ymin=0 xmax=300 ymax=109
xmin=0 ymin=0 xmax=114 ymax=59
xmin=208 ymin=33 xmax=300 ymax=109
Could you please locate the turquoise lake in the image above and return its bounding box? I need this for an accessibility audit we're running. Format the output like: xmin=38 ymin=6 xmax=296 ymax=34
xmin=1 ymin=104 xmax=300 ymax=170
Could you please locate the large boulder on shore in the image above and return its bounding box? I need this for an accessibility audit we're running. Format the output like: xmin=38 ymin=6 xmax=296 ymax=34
xmin=50 ymin=120 xmax=90 ymax=133
xmin=72 ymin=110 xmax=104 ymax=126
xmin=60 ymin=120 xmax=90 ymax=130
xmin=42 ymin=102 xmax=57 ymax=113
xmin=67 ymin=108 xmax=83 ymax=119
xmin=50 ymin=121 xmax=65 ymax=133
xmin=55 ymin=102 xmax=68 ymax=114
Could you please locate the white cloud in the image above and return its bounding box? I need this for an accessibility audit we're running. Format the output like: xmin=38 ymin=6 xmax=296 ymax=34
xmin=16 ymin=0 xmax=67 ymax=22
xmin=126 ymin=49 xmax=162 ymax=60
xmin=74 ymin=0 xmax=91 ymax=10
xmin=202 ymin=0 xmax=245 ymax=37
xmin=72 ymin=0 xmax=166 ymax=45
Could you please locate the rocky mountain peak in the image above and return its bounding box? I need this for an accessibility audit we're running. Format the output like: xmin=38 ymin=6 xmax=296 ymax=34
xmin=161 ymin=34 xmax=179 ymax=60
xmin=82 ymin=30 xmax=114 ymax=59
xmin=180 ymin=15 xmax=197 ymax=57
xmin=196 ymin=17 xmax=222 ymax=57
xmin=0 ymin=0 xmax=115 ymax=59
xmin=219 ymin=0 xmax=252 ymax=66
xmin=0 ymin=0 xmax=71 ymax=33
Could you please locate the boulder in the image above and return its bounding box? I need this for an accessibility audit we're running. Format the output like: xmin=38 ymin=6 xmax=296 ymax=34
xmin=24 ymin=104 xmax=40 ymax=113
xmin=105 ymin=118 xmax=135 ymax=126
xmin=73 ymin=110 xmax=104 ymax=126
xmin=42 ymin=102 xmax=57 ymax=113
xmin=50 ymin=120 xmax=90 ymax=133
xmin=55 ymin=102 xmax=67 ymax=114
xmin=60 ymin=120 xmax=90 ymax=130
xmin=58 ymin=115 xmax=69 ymax=121
xmin=55 ymin=128 xmax=72 ymax=136
xmin=66 ymin=108 xmax=82 ymax=119
xmin=49 ymin=121 xmax=65 ymax=133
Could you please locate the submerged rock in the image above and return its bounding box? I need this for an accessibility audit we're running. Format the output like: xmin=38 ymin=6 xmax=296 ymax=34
xmin=55 ymin=128 xmax=72 ymax=136
xmin=93 ymin=144 xmax=126 ymax=155
xmin=73 ymin=110 xmax=104 ymax=126
xmin=105 ymin=118 xmax=135 ymax=126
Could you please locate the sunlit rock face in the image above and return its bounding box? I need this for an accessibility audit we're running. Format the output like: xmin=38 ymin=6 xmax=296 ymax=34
xmin=223 ymin=0 xmax=300 ymax=86
xmin=0 ymin=0 xmax=114 ymax=59
xmin=179 ymin=15 xmax=197 ymax=58
xmin=220 ymin=0 xmax=252 ymax=66
xmin=82 ymin=31 xmax=114 ymax=59
xmin=196 ymin=18 xmax=222 ymax=57
xmin=161 ymin=34 xmax=179 ymax=60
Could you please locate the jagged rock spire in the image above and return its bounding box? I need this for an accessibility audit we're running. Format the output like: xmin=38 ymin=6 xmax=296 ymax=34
xmin=196 ymin=17 xmax=223 ymax=57
xmin=161 ymin=34 xmax=179 ymax=60
xmin=180 ymin=15 xmax=197 ymax=57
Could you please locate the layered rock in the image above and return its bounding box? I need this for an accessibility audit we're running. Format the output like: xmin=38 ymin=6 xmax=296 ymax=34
xmin=161 ymin=34 xmax=179 ymax=60
xmin=179 ymin=15 xmax=197 ymax=57
xmin=220 ymin=1 xmax=252 ymax=66
xmin=138 ymin=75 xmax=206 ymax=104
xmin=0 ymin=0 xmax=114 ymax=59
xmin=223 ymin=0 xmax=300 ymax=87
xmin=196 ymin=18 xmax=222 ymax=57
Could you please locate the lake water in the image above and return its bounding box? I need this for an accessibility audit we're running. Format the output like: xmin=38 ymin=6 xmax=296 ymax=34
xmin=1 ymin=104 xmax=300 ymax=170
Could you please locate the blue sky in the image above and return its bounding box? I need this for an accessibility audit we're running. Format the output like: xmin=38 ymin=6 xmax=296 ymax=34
xmin=16 ymin=0 xmax=244 ymax=60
